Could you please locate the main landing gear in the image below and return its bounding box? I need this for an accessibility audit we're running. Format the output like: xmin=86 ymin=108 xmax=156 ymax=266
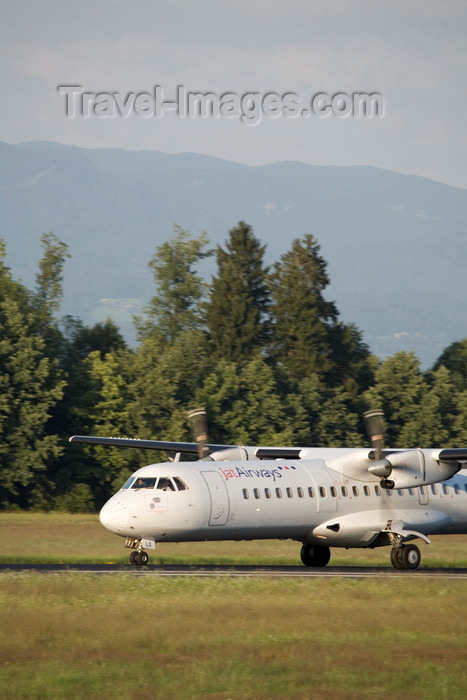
xmin=299 ymin=542 xmax=422 ymax=570
xmin=300 ymin=544 xmax=331 ymax=567
xmin=390 ymin=543 xmax=421 ymax=570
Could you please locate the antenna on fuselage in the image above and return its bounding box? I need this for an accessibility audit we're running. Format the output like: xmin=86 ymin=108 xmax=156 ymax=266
xmin=188 ymin=407 xmax=209 ymax=459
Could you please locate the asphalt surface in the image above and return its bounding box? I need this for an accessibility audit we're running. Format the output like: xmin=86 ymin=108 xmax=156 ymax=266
xmin=1 ymin=563 xmax=467 ymax=578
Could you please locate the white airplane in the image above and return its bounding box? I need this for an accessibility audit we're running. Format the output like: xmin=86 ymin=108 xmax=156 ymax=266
xmin=70 ymin=410 xmax=467 ymax=569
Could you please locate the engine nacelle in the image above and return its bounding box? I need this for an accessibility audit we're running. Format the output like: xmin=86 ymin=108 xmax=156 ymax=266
xmin=209 ymin=446 xmax=251 ymax=461
xmin=368 ymin=449 xmax=461 ymax=489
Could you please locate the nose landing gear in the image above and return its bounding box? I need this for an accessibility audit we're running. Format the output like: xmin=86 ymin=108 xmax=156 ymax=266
xmin=126 ymin=537 xmax=150 ymax=566
xmin=129 ymin=550 xmax=149 ymax=566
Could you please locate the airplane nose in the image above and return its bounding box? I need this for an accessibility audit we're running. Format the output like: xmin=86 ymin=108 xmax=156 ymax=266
xmin=99 ymin=499 xmax=128 ymax=534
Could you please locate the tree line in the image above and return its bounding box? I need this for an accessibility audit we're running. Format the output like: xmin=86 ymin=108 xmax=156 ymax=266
xmin=1 ymin=223 xmax=467 ymax=511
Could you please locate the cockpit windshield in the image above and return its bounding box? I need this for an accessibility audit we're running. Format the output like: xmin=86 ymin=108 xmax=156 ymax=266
xmin=122 ymin=476 xmax=135 ymax=489
xmin=132 ymin=477 xmax=157 ymax=489
xmin=157 ymin=478 xmax=175 ymax=491
xmin=129 ymin=476 xmax=189 ymax=491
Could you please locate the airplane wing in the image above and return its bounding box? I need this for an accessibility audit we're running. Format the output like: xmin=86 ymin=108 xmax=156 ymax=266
xmin=69 ymin=435 xmax=233 ymax=455
xmin=434 ymin=448 xmax=467 ymax=464
xmin=69 ymin=435 xmax=305 ymax=460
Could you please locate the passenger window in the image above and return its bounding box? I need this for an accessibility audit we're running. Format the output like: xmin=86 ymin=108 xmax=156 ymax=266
xmin=408 ymin=488 xmax=414 ymax=496
xmin=308 ymin=487 xmax=315 ymax=498
xmin=374 ymin=486 xmax=381 ymax=496
xmin=386 ymin=489 xmax=393 ymax=496
xmin=242 ymin=489 xmax=249 ymax=499
xmin=297 ymin=487 xmax=304 ymax=498
xmin=397 ymin=489 xmax=403 ymax=496
xmin=286 ymin=487 xmax=293 ymax=498
xmin=420 ymin=486 xmax=426 ymax=496
xmin=352 ymin=486 xmax=359 ymax=497
xmin=364 ymin=486 xmax=370 ymax=496
xmin=330 ymin=487 xmax=337 ymax=497
xmin=454 ymin=484 xmax=460 ymax=495
xmin=265 ymin=488 xmax=271 ymax=499
xmin=275 ymin=488 xmax=282 ymax=499
xmin=341 ymin=486 xmax=348 ymax=497
xmin=132 ymin=477 xmax=156 ymax=489
xmin=254 ymin=488 xmax=260 ymax=499
xmin=442 ymin=484 xmax=449 ymax=495
xmin=319 ymin=487 xmax=326 ymax=498
xmin=173 ymin=477 xmax=188 ymax=491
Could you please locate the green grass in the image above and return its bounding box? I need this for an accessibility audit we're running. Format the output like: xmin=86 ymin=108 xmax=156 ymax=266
xmin=0 ymin=574 xmax=466 ymax=699
xmin=1 ymin=514 xmax=467 ymax=698
xmin=0 ymin=511 xmax=467 ymax=567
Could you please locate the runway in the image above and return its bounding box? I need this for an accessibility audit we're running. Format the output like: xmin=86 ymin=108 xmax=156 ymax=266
xmin=1 ymin=563 xmax=467 ymax=578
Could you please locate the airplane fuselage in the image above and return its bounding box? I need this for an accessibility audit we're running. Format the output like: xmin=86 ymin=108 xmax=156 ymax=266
xmin=100 ymin=457 xmax=467 ymax=554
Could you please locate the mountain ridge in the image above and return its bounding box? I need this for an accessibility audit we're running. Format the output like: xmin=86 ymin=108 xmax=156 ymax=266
xmin=1 ymin=140 xmax=466 ymax=368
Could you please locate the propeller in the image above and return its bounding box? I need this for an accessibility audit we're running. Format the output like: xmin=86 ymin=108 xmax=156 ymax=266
xmin=363 ymin=409 xmax=394 ymax=488
xmin=188 ymin=407 xmax=209 ymax=459
xmin=363 ymin=409 xmax=384 ymax=461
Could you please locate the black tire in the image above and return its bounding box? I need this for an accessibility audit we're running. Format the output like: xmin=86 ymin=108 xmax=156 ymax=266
xmin=400 ymin=544 xmax=421 ymax=570
xmin=390 ymin=547 xmax=404 ymax=569
xmin=300 ymin=544 xmax=331 ymax=567
xmin=135 ymin=550 xmax=149 ymax=566
xmin=129 ymin=550 xmax=139 ymax=566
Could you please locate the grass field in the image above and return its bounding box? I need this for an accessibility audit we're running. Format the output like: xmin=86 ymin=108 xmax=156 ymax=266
xmin=1 ymin=513 xmax=467 ymax=699
xmin=1 ymin=573 xmax=466 ymax=699
xmin=1 ymin=511 xmax=467 ymax=567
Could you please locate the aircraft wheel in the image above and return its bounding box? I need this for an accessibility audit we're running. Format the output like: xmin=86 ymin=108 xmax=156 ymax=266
xmin=135 ymin=551 xmax=149 ymax=566
xmin=130 ymin=550 xmax=149 ymax=566
xmin=400 ymin=544 xmax=421 ymax=570
xmin=390 ymin=547 xmax=404 ymax=569
xmin=300 ymin=544 xmax=331 ymax=567
xmin=129 ymin=551 xmax=139 ymax=566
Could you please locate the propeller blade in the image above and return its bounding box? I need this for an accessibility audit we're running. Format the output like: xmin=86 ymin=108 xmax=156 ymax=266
xmin=364 ymin=409 xmax=385 ymax=461
xmin=188 ymin=407 xmax=209 ymax=459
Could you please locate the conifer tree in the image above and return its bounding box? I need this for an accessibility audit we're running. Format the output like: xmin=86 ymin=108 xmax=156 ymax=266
xmin=34 ymin=232 xmax=70 ymax=341
xmin=269 ymin=234 xmax=338 ymax=382
xmin=204 ymin=221 xmax=270 ymax=362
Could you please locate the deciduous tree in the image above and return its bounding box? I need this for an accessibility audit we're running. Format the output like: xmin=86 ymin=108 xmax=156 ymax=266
xmin=138 ymin=226 xmax=212 ymax=342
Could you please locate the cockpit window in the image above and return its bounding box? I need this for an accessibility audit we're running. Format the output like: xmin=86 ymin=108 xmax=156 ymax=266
xmin=156 ymin=477 xmax=176 ymax=491
xmin=132 ymin=477 xmax=157 ymax=489
xmin=128 ymin=476 xmax=188 ymax=491
xmin=173 ymin=477 xmax=188 ymax=491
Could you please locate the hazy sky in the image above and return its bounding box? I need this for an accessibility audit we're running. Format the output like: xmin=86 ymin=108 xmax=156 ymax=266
xmin=2 ymin=0 xmax=466 ymax=188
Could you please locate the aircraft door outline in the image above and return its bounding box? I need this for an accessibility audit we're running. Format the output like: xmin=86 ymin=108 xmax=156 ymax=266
xmin=201 ymin=471 xmax=230 ymax=526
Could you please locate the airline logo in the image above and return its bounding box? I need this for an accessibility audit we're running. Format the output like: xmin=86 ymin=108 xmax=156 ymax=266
xmin=219 ymin=465 xmax=297 ymax=483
